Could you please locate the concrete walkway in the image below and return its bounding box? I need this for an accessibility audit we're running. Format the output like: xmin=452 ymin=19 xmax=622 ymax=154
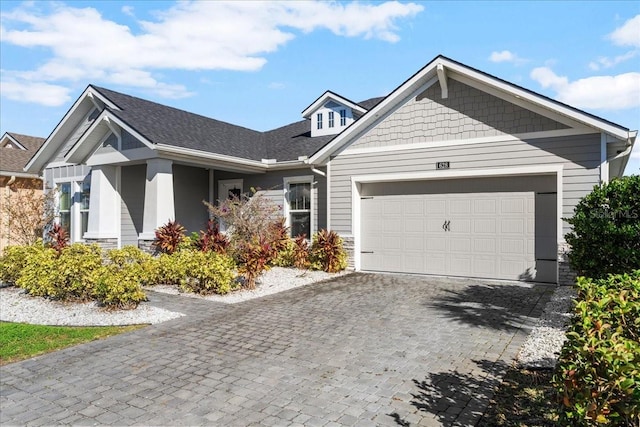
xmin=0 ymin=273 xmax=551 ymax=426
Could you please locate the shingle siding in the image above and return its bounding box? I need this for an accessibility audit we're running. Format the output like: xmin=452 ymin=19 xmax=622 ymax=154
xmin=351 ymin=79 xmax=568 ymax=150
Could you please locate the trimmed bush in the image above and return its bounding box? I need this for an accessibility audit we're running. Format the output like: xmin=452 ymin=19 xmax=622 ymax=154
xmin=154 ymin=249 xmax=236 ymax=295
xmin=17 ymin=243 xmax=102 ymax=301
xmin=0 ymin=241 xmax=46 ymax=285
xmin=565 ymin=175 xmax=640 ymax=278
xmin=310 ymin=229 xmax=348 ymax=273
xmin=106 ymin=246 xmax=156 ymax=287
xmin=554 ymin=271 xmax=640 ymax=426
xmin=93 ymin=264 xmax=147 ymax=309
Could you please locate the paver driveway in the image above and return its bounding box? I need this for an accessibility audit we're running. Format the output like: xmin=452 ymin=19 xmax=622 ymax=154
xmin=1 ymin=273 xmax=551 ymax=426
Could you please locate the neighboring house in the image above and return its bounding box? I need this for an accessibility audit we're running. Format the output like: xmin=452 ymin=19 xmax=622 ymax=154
xmin=24 ymin=55 xmax=636 ymax=284
xmin=0 ymin=132 xmax=46 ymax=252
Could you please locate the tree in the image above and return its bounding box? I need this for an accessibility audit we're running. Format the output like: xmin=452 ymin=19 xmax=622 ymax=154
xmin=2 ymin=179 xmax=57 ymax=246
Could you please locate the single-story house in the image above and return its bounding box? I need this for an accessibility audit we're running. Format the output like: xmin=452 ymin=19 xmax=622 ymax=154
xmin=24 ymin=55 xmax=636 ymax=284
xmin=1 ymin=132 xmax=46 ymax=252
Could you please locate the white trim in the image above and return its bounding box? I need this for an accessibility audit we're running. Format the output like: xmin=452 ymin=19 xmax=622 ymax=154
xmin=302 ymin=91 xmax=367 ymax=118
xmin=437 ymin=64 xmax=448 ymax=99
xmin=0 ymin=171 xmax=40 ymax=179
xmin=326 ymin=161 xmax=331 ymax=230
xmin=600 ymin=133 xmax=609 ymax=184
xmin=283 ymin=175 xmax=315 ymax=238
xmin=340 ymin=128 xmax=596 ymax=157
xmin=208 ymin=169 xmax=215 ymax=206
xmin=217 ymin=179 xmax=243 ymax=233
xmin=309 ymin=56 xmax=632 ymax=165
xmin=156 ymin=144 xmax=266 ymax=172
xmin=0 ymin=133 xmax=27 ymax=150
xmin=350 ymin=164 xmax=564 ymax=280
xmin=65 ymin=111 xmax=155 ymax=163
xmin=25 ymin=86 xmax=118 ymax=172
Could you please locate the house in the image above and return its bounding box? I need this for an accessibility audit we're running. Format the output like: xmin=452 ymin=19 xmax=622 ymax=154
xmin=24 ymin=55 xmax=636 ymax=284
xmin=0 ymin=132 xmax=46 ymax=252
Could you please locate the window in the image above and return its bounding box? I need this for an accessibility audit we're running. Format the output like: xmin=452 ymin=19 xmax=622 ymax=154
xmin=328 ymin=111 xmax=334 ymax=128
xmin=340 ymin=109 xmax=347 ymax=126
xmin=317 ymin=113 xmax=323 ymax=129
xmin=58 ymin=183 xmax=72 ymax=233
xmin=285 ymin=178 xmax=313 ymax=238
xmin=56 ymin=175 xmax=91 ymax=242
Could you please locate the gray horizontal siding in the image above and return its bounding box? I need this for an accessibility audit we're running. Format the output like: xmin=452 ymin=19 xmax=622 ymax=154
xmin=173 ymin=165 xmax=209 ymax=234
xmin=330 ymin=133 xmax=601 ymax=237
xmin=216 ymin=168 xmax=327 ymax=232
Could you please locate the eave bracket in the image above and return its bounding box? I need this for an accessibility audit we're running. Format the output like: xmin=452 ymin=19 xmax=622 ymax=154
xmin=437 ymin=63 xmax=448 ymax=99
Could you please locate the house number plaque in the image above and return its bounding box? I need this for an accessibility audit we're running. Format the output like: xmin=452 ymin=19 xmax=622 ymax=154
xmin=436 ymin=161 xmax=450 ymax=170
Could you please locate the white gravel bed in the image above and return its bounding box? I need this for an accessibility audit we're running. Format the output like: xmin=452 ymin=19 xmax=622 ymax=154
xmin=517 ymin=285 xmax=576 ymax=369
xmin=146 ymin=267 xmax=348 ymax=304
xmin=0 ymin=287 xmax=184 ymax=326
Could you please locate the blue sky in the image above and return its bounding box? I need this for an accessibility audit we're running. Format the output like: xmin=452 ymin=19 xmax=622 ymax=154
xmin=1 ymin=1 xmax=639 ymax=174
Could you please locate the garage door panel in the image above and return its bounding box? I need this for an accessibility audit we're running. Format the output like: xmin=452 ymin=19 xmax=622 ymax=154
xmin=474 ymin=218 xmax=496 ymax=234
xmin=474 ymin=199 xmax=497 ymax=215
xmin=450 ymin=199 xmax=472 ymax=215
xmin=405 ymin=217 xmax=425 ymax=233
xmin=360 ymin=188 xmax=555 ymax=282
xmin=474 ymin=238 xmax=496 ymax=254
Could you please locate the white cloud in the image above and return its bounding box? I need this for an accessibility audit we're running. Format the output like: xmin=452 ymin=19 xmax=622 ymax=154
xmin=489 ymin=50 xmax=527 ymax=65
xmin=0 ymin=1 xmax=423 ymax=106
xmin=0 ymin=79 xmax=71 ymax=106
xmin=530 ymin=67 xmax=640 ymax=110
xmin=589 ymin=50 xmax=638 ymax=70
xmin=609 ymin=14 xmax=640 ymax=47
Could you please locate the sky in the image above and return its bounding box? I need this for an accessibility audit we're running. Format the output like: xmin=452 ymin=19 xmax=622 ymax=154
xmin=1 ymin=1 xmax=639 ymax=174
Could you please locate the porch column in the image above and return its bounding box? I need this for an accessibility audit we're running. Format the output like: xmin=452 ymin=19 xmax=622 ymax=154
xmin=139 ymin=158 xmax=174 ymax=241
xmin=84 ymin=165 xmax=119 ymax=245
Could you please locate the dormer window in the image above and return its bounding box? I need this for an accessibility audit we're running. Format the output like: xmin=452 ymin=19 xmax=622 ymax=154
xmin=328 ymin=112 xmax=334 ymax=128
xmin=340 ymin=109 xmax=347 ymax=126
xmin=317 ymin=113 xmax=323 ymax=129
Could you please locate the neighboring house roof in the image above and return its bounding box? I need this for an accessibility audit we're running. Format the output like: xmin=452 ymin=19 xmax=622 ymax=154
xmin=309 ymin=54 xmax=637 ymax=165
xmin=0 ymin=133 xmax=45 ymax=177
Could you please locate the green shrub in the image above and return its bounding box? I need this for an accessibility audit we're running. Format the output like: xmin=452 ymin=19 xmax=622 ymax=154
xmin=0 ymin=241 xmax=45 ymax=285
xmin=271 ymin=238 xmax=296 ymax=267
xmin=17 ymin=243 xmax=102 ymax=301
xmin=106 ymin=246 xmax=156 ymax=286
xmin=565 ymin=175 xmax=640 ymax=278
xmin=554 ymin=271 xmax=640 ymax=426
xmin=93 ymin=264 xmax=147 ymax=309
xmin=154 ymin=249 xmax=236 ymax=294
xmin=310 ymin=229 xmax=347 ymax=273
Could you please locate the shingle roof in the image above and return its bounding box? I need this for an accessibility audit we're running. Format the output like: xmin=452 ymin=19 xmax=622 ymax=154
xmin=0 ymin=133 xmax=45 ymax=174
xmin=358 ymin=97 xmax=385 ymax=111
xmin=91 ymin=86 xmax=380 ymax=163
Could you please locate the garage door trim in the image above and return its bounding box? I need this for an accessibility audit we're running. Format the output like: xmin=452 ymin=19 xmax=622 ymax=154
xmin=350 ymin=164 xmax=563 ymax=282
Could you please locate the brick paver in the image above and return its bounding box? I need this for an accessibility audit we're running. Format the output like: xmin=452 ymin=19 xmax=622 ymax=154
xmin=0 ymin=273 xmax=551 ymax=426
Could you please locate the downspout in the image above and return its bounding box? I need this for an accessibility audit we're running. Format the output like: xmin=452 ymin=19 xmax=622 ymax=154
xmin=7 ymin=176 xmax=16 ymax=187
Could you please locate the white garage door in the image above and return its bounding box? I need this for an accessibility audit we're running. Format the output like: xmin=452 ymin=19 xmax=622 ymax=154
xmin=361 ymin=192 xmax=541 ymax=281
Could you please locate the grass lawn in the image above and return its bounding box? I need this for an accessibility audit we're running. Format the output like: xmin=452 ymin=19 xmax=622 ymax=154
xmin=0 ymin=321 xmax=145 ymax=365
xmin=478 ymin=366 xmax=560 ymax=427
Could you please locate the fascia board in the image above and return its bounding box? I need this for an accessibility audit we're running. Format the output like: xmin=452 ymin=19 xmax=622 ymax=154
xmin=301 ymin=91 xmax=368 ymax=118
xmin=24 ymin=86 xmax=115 ymax=173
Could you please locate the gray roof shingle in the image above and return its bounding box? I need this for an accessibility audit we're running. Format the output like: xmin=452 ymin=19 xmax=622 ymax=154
xmin=91 ymin=86 xmax=382 ymax=163
xmin=0 ymin=133 xmax=45 ymax=174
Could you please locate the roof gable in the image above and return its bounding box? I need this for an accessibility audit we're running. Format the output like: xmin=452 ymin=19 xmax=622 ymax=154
xmin=0 ymin=132 xmax=45 ymax=176
xmin=308 ymin=55 xmax=635 ymax=165
xmin=301 ymin=91 xmax=368 ymax=118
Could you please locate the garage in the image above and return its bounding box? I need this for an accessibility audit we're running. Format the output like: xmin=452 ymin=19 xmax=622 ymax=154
xmin=359 ymin=176 xmax=557 ymax=283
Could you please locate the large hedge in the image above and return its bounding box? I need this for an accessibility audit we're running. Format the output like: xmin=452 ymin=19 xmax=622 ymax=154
xmin=565 ymin=175 xmax=640 ymax=278
xmin=554 ymin=271 xmax=640 ymax=426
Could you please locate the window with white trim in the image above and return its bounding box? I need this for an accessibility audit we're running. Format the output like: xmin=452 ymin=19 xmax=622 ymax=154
xmin=328 ymin=111 xmax=334 ymax=128
xmin=56 ymin=174 xmax=91 ymax=242
xmin=285 ymin=177 xmax=314 ymax=238
xmin=317 ymin=113 xmax=323 ymax=129
xmin=339 ymin=109 xmax=347 ymax=126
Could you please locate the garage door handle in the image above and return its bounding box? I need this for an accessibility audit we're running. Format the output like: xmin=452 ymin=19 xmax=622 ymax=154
xmin=361 ymin=251 xmax=374 ymax=254
xmin=442 ymin=220 xmax=450 ymax=231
